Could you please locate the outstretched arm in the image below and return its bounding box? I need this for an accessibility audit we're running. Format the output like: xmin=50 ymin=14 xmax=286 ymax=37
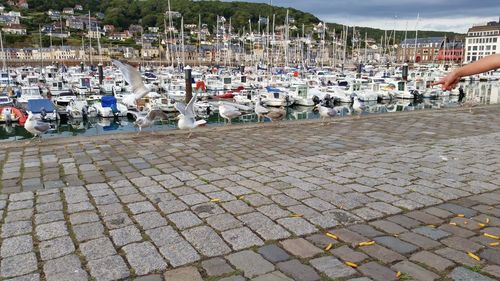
xmin=434 ymin=54 xmax=500 ymax=90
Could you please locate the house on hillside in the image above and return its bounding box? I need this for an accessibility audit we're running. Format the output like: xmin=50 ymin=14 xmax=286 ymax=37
xmin=104 ymin=25 xmax=115 ymax=34
xmin=74 ymin=5 xmax=83 ymax=11
xmin=62 ymin=8 xmax=74 ymax=15
xmin=2 ymin=23 xmax=27 ymax=35
xmin=0 ymin=15 xmax=20 ymax=25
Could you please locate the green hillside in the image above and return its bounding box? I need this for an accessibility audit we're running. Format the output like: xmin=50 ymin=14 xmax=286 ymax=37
xmin=1 ymin=0 xmax=462 ymax=47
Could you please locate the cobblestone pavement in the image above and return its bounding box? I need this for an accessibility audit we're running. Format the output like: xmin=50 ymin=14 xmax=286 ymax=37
xmin=0 ymin=106 xmax=499 ymax=281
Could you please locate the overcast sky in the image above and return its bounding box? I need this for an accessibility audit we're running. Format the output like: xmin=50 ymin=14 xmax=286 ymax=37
xmin=223 ymin=0 xmax=500 ymax=32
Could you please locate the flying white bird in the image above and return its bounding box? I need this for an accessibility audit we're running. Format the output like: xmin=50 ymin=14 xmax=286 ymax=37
xmin=175 ymin=91 xmax=206 ymax=138
xmin=24 ymin=112 xmax=50 ymax=141
xmin=129 ymin=109 xmax=169 ymax=134
xmin=112 ymin=60 xmax=150 ymax=108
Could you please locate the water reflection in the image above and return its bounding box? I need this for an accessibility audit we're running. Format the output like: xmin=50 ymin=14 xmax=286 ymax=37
xmin=1 ymin=82 xmax=498 ymax=141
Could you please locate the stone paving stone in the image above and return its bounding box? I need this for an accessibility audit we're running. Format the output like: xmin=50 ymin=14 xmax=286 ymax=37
xmin=387 ymin=214 xmax=421 ymax=229
xmin=413 ymin=226 xmax=451 ymax=240
xmin=179 ymin=193 xmax=210 ymax=206
xmin=252 ymin=271 xmax=294 ymax=281
xmin=34 ymin=211 xmax=64 ymax=225
xmin=103 ymin=212 xmax=133 ymax=230
xmin=329 ymin=228 xmax=369 ymax=246
xmin=373 ymin=236 xmax=419 ymax=254
xmin=398 ymin=232 xmax=442 ymax=250
xmin=435 ymin=247 xmax=483 ymax=267
xmin=88 ymin=255 xmax=130 ymax=281
xmin=163 ymin=266 xmax=203 ymax=281
xmin=218 ymin=275 xmax=246 ymax=281
xmin=276 ymin=259 xmax=320 ymax=281
xmin=0 ymin=235 xmax=33 ymax=258
xmin=123 ymin=242 xmax=167 ymax=275
xmin=438 ymin=224 xmax=476 ymax=238
xmin=239 ymin=212 xmax=291 ymax=240
xmin=448 ymin=266 xmax=496 ymax=281
xmin=39 ymin=236 xmax=75 ymax=261
xmin=201 ymin=257 xmax=234 ymax=276
xmin=67 ymin=201 xmax=95 ymax=213
xmin=72 ymin=222 xmax=104 ymax=242
xmin=438 ymin=203 xmax=478 ymax=218
xmin=5 ymin=209 xmax=34 ymax=222
xmin=276 ymin=217 xmax=317 ymax=236
xmin=410 ymin=250 xmax=455 ymax=272
xmin=206 ymin=213 xmax=243 ymax=231
xmin=347 ymin=278 xmax=373 ymax=281
xmin=369 ymin=220 xmax=407 ymax=234
xmin=79 ymin=237 xmax=116 ymax=261
xmin=222 ymin=200 xmax=254 ymax=215
xmin=423 ymin=206 xmax=454 ymax=218
xmin=479 ymin=249 xmax=500 ymax=265
xmin=109 ymin=225 xmax=143 ymax=247
xmin=279 ymin=238 xmax=322 ymax=258
xmin=0 ymin=253 xmax=38 ymax=278
xmin=348 ymin=224 xmax=384 ymax=238
xmin=391 ymin=260 xmax=439 ymax=281
xmin=159 ymin=240 xmax=201 ymax=267
xmin=258 ymin=244 xmax=290 ymax=263
xmin=441 ymin=236 xmax=484 ymax=253
xmin=133 ymin=274 xmax=163 ymax=281
xmin=483 ymin=265 xmax=500 ymax=279
xmin=360 ymin=244 xmax=406 ymax=264
xmin=226 ymin=250 xmax=274 ymax=278
xmin=4 ymin=273 xmax=40 ymax=281
xmin=69 ymin=211 xmax=99 ymax=225
xmin=222 ymin=227 xmax=264 ymax=250
xmin=158 ymin=200 xmax=188 ymax=214
xmin=331 ymin=245 xmax=369 ymax=263
xmin=406 ymin=211 xmax=443 ymax=225
xmin=35 ymin=221 xmax=67 ymax=241
xmin=127 ymin=201 xmax=156 ymax=214
xmin=134 ymin=212 xmax=168 ymax=230
xmin=146 ymin=226 xmax=183 ymax=248
xmin=1 ymin=221 xmax=32 ymax=238
xmin=310 ymin=256 xmax=357 ymax=279
xmin=182 ymin=226 xmax=231 ymax=257
xmin=167 ymin=211 xmax=202 ymax=230
xmin=358 ymin=262 xmax=397 ymax=281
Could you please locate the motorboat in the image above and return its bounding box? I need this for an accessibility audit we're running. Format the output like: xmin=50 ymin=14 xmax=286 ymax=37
xmin=259 ymin=86 xmax=295 ymax=107
xmin=17 ymin=86 xmax=43 ymax=106
xmin=26 ymin=99 xmax=59 ymax=121
xmin=91 ymin=96 xmax=128 ymax=118
xmin=0 ymin=106 xmax=28 ymax=124
xmin=66 ymin=99 xmax=98 ymax=119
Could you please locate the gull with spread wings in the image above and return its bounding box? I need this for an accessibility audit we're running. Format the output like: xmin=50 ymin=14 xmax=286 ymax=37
xmin=174 ymin=91 xmax=206 ymax=138
xmin=112 ymin=60 xmax=150 ymax=109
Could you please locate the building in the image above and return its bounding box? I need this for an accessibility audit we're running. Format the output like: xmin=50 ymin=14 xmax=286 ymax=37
xmin=62 ymin=8 xmax=74 ymax=15
xmin=397 ymin=37 xmax=445 ymax=63
xmin=2 ymin=23 xmax=27 ymax=35
xmin=436 ymin=41 xmax=464 ymax=63
xmin=464 ymin=20 xmax=500 ymax=63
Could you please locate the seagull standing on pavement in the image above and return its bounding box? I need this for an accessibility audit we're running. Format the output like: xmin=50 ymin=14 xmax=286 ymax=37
xmin=219 ymin=102 xmax=242 ymax=125
xmin=254 ymin=98 xmax=269 ymax=122
xmin=175 ymin=90 xmax=206 ymax=138
xmin=129 ymin=109 xmax=169 ymax=134
xmin=351 ymin=94 xmax=366 ymax=118
xmin=112 ymin=60 xmax=150 ymax=109
xmin=314 ymin=102 xmax=336 ymax=125
xmin=24 ymin=112 xmax=50 ymax=141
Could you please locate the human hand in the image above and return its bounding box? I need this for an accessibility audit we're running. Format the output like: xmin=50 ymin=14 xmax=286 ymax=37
xmin=432 ymin=70 xmax=461 ymax=90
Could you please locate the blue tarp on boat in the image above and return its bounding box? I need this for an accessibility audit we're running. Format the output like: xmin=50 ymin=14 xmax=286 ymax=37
xmin=27 ymin=99 xmax=56 ymax=113
xmin=265 ymin=86 xmax=281 ymax=92
xmin=101 ymin=96 xmax=117 ymax=108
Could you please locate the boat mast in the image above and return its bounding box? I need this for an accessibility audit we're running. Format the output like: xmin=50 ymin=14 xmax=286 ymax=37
xmin=0 ymin=29 xmax=5 ymax=71
xmin=403 ymin=21 xmax=408 ymax=63
xmin=285 ymin=9 xmax=289 ymax=68
xmin=413 ymin=13 xmax=420 ymax=63
xmin=198 ymin=14 xmax=201 ymax=67
xmin=88 ymin=11 xmax=93 ymax=66
xmin=181 ymin=16 xmax=185 ymax=67
xmin=167 ymin=0 xmax=174 ymax=67
xmin=39 ymin=24 xmax=43 ymax=74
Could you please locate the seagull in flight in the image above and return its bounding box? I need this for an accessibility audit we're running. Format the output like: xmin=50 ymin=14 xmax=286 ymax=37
xmin=24 ymin=112 xmax=50 ymax=141
xmin=112 ymin=60 xmax=150 ymax=109
xmin=129 ymin=109 xmax=169 ymax=134
xmin=175 ymin=91 xmax=206 ymax=138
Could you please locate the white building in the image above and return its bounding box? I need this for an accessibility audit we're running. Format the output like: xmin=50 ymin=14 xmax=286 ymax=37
xmin=464 ymin=20 xmax=500 ymax=63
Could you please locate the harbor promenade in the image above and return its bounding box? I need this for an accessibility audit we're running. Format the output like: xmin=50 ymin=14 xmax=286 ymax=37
xmin=0 ymin=106 xmax=499 ymax=281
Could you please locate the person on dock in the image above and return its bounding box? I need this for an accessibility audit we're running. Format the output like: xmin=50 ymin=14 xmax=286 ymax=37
xmin=434 ymin=54 xmax=500 ymax=90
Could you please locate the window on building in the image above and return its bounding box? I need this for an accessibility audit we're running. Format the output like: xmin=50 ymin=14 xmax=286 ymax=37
xmin=473 ymin=46 xmax=478 ymax=51
xmin=494 ymin=38 xmax=498 ymax=43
